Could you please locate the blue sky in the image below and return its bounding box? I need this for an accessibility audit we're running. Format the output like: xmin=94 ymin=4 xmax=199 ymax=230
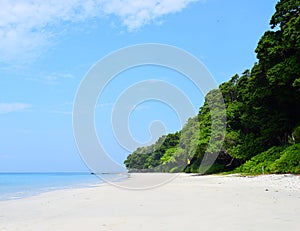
xmin=0 ymin=0 xmax=278 ymax=172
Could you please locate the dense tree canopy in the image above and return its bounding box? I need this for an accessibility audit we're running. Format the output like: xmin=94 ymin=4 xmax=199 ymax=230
xmin=124 ymin=0 xmax=300 ymax=174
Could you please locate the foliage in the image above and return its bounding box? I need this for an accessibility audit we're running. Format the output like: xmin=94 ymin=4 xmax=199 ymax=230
xmin=270 ymin=144 xmax=300 ymax=174
xmin=124 ymin=132 xmax=180 ymax=171
xmin=237 ymin=144 xmax=300 ymax=174
xmin=291 ymin=125 xmax=300 ymax=144
xmin=124 ymin=0 xmax=300 ymax=175
xmin=235 ymin=146 xmax=286 ymax=174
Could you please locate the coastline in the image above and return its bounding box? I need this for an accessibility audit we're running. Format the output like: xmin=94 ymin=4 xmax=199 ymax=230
xmin=0 ymin=172 xmax=128 ymax=201
xmin=0 ymin=173 xmax=299 ymax=231
xmin=0 ymin=173 xmax=95 ymax=201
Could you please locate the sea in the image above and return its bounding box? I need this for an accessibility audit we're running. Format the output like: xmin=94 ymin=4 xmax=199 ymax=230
xmin=0 ymin=172 xmax=128 ymax=201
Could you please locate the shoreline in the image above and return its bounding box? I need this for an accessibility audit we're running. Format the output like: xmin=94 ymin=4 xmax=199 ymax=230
xmin=1 ymin=173 xmax=299 ymax=230
xmin=0 ymin=172 xmax=129 ymax=201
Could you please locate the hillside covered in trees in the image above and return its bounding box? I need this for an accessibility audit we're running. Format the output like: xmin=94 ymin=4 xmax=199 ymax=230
xmin=124 ymin=0 xmax=300 ymax=174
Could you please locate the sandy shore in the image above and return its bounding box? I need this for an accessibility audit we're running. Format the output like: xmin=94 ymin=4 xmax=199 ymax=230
xmin=0 ymin=173 xmax=299 ymax=231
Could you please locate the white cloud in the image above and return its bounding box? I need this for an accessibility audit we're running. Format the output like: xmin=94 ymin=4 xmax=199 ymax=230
xmin=0 ymin=103 xmax=31 ymax=114
xmin=0 ymin=0 xmax=200 ymax=64
xmin=102 ymin=0 xmax=200 ymax=31
xmin=27 ymin=72 xmax=75 ymax=85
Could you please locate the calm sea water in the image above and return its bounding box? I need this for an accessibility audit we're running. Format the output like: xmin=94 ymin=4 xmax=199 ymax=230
xmin=0 ymin=172 xmax=128 ymax=201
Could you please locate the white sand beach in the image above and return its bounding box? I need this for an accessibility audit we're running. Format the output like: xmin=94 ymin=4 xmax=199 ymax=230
xmin=0 ymin=173 xmax=299 ymax=231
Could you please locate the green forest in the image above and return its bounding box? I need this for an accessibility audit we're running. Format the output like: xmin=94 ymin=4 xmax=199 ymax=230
xmin=124 ymin=0 xmax=300 ymax=175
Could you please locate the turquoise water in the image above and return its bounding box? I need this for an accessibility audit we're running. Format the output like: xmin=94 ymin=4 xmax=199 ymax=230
xmin=0 ymin=172 xmax=127 ymax=201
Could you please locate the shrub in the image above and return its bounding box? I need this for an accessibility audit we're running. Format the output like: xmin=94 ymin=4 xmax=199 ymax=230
xmin=270 ymin=144 xmax=300 ymax=174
